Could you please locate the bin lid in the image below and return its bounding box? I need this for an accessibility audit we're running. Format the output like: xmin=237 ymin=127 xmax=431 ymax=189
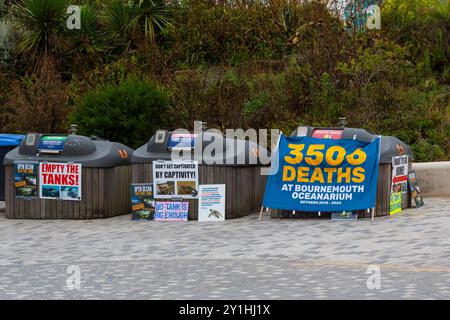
xmin=0 ymin=134 xmax=25 ymax=147
xmin=3 ymin=133 xmax=133 ymax=168
xmin=291 ymin=126 xmax=413 ymax=164
xmin=131 ymin=130 xmax=269 ymax=166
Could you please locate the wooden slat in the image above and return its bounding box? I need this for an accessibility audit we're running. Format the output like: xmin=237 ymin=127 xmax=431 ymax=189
xmin=91 ymin=168 xmax=98 ymax=218
xmin=61 ymin=193 xmax=67 ymax=219
xmin=116 ymin=166 xmax=121 ymax=216
xmin=98 ymin=169 xmax=104 ymax=218
xmin=24 ymin=196 xmax=30 ymax=219
xmin=40 ymin=199 xmax=46 ymax=219
xmin=79 ymin=168 xmax=88 ymax=219
xmin=67 ymin=195 xmax=73 ymax=219
xmin=45 ymin=200 xmax=52 ymax=219
xmin=19 ymin=197 xmax=24 ymax=219
xmin=5 ymin=166 xmax=12 ymax=218
xmin=51 ymin=196 xmax=57 ymax=219
xmin=86 ymin=168 xmax=93 ymax=219
xmin=56 ymin=197 xmax=63 ymax=220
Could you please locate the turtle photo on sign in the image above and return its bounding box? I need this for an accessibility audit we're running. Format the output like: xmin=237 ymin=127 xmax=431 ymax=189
xmin=208 ymin=209 xmax=223 ymax=219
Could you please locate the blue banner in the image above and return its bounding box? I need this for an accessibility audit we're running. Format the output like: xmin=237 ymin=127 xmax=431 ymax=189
xmin=262 ymin=135 xmax=380 ymax=212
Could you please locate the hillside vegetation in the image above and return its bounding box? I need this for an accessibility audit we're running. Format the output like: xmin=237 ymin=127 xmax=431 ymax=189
xmin=0 ymin=0 xmax=449 ymax=161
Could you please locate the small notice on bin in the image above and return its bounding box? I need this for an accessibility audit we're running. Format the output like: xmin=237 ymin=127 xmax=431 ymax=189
xmin=198 ymin=184 xmax=226 ymax=222
xmin=39 ymin=162 xmax=82 ymax=201
xmin=167 ymin=133 xmax=197 ymax=150
xmin=14 ymin=161 xmax=39 ymax=199
xmin=37 ymin=136 xmax=67 ymax=154
xmin=331 ymin=211 xmax=358 ymax=221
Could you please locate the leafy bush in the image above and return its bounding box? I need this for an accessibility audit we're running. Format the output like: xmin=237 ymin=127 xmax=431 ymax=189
xmin=1 ymin=74 xmax=72 ymax=133
xmin=70 ymin=77 xmax=170 ymax=148
xmin=163 ymin=0 xmax=297 ymax=67
xmin=382 ymin=0 xmax=450 ymax=73
xmin=1 ymin=0 xmax=450 ymax=162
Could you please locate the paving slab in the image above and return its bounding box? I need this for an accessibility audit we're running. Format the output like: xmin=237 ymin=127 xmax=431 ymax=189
xmin=0 ymin=197 xmax=449 ymax=299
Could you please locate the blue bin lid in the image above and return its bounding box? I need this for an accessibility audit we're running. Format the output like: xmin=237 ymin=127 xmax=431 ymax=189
xmin=0 ymin=134 xmax=25 ymax=147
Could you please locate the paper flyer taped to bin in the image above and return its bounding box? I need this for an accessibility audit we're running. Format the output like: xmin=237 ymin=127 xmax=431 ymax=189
xmin=154 ymin=201 xmax=189 ymax=221
xmin=130 ymin=183 xmax=155 ymax=220
xmin=14 ymin=161 xmax=39 ymax=199
xmin=331 ymin=211 xmax=358 ymax=221
xmin=152 ymin=160 xmax=198 ymax=199
xmin=39 ymin=162 xmax=82 ymax=201
xmin=198 ymin=184 xmax=226 ymax=222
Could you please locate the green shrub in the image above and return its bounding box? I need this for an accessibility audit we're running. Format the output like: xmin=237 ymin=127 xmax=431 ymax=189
xmin=2 ymin=0 xmax=450 ymax=163
xmin=163 ymin=0 xmax=296 ymax=67
xmin=70 ymin=77 xmax=170 ymax=149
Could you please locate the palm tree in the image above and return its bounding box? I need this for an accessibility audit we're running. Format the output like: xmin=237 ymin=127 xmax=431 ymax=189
xmin=132 ymin=0 xmax=174 ymax=43
xmin=102 ymin=0 xmax=173 ymax=53
xmin=69 ymin=3 xmax=106 ymax=56
xmin=101 ymin=0 xmax=138 ymax=52
xmin=11 ymin=0 xmax=69 ymax=56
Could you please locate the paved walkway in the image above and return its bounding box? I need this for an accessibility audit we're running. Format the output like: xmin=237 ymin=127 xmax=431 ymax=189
xmin=0 ymin=198 xmax=449 ymax=299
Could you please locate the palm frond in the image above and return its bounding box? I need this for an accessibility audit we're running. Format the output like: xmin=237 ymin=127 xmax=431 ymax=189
xmin=11 ymin=0 xmax=68 ymax=55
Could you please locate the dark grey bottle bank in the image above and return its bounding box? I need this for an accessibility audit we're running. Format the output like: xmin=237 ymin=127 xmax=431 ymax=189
xmin=131 ymin=130 xmax=269 ymax=220
xmin=271 ymin=125 xmax=413 ymax=218
xmin=3 ymin=133 xmax=133 ymax=219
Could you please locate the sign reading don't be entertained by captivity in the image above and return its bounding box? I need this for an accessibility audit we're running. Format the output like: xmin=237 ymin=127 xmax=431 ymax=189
xmin=39 ymin=162 xmax=82 ymax=201
xmin=262 ymin=135 xmax=380 ymax=212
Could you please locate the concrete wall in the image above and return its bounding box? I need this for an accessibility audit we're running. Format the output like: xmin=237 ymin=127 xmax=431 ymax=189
xmin=412 ymin=162 xmax=450 ymax=196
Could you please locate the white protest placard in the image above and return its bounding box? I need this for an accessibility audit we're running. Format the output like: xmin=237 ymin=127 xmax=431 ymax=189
xmin=391 ymin=155 xmax=408 ymax=194
xmin=152 ymin=160 xmax=198 ymax=199
xmin=39 ymin=162 xmax=82 ymax=200
xmin=198 ymin=184 xmax=226 ymax=222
